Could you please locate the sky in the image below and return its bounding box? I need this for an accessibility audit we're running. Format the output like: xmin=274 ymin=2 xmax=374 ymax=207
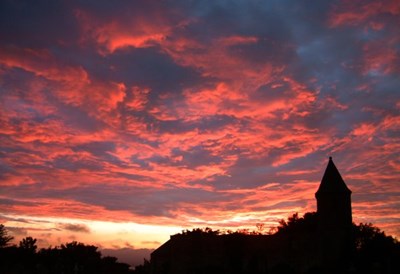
xmin=1 ymin=0 xmax=399 ymax=267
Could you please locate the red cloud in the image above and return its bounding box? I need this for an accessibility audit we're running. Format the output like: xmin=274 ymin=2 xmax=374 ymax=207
xmin=0 ymin=44 xmax=129 ymax=127
xmin=75 ymin=9 xmax=180 ymax=53
xmin=362 ymin=40 xmax=400 ymax=75
xmin=1 ymin=0 xmax=399 ymax=245
xmin=0 ymin=46 xmax=87 ymax=82
xmin=328 ymin=0 xmax=400 ymax=27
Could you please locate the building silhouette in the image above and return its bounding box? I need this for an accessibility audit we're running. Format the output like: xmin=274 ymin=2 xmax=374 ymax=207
xmin=316 ymin=157 xmax=353 ymax=271
xmin=150 ymin=158 xmax=354 ymax=273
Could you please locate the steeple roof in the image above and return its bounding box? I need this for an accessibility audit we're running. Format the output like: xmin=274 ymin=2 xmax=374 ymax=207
xmin=316 ymin=157 xmax=351 ymax=195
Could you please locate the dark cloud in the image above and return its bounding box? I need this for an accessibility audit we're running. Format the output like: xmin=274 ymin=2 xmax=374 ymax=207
xmin=0 ymin=0 xmax=79 ymax=48
xmin=52 ymin=155 xmax=105 ymax=172
xmin=6 ymin=226 xmax=28 ymax=236
xmin=106 ymin=47 xmax=205 ymax=95
xmin=73 ymin=141 xmax=117 ymax=158
xmin=0 ymin=198 xmax=41 ymax=207
xmin=58 ymin=223 xmax=91 ymax=233
xmin=53 ymin=101 xmax=106 ymax=132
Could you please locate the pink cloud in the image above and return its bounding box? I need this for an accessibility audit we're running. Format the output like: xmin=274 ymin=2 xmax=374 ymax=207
xmin=0 ymin=46 xmax=89 ymax=84
xmin=328 ymin=0 xmax=400 ymax=28
xmin=3 ymin=199 xmax=136 ymax=223
xmin=125 ymin=86 xmax=150 ymax=111
xmin=75 ymin=9 xmax=180 ymax=53
xmin=1 ymin=0 xmax=399 ymax=247
xmin=351 ymin=123 xmax=376 ymax=137
xmin=362 ymin=40 xmax=400 ymax=75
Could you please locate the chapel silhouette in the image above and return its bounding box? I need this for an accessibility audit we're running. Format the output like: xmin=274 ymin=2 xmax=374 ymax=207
xmin=316 ymin=157 xmax=353 ymax=269
xmin=150 ymin=157 xmax=354 ymax=274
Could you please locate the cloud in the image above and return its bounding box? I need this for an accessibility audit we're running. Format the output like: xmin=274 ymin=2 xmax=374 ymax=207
xmin=141 ymin=241 xmax=161 ymax=245
xmin=0 ymin=0 xmax=399 ymax=244
xmin=328 ymin=0 xmax=400 ymax=28
xmin=58 ymin=223 xmax=91 ymax=233
xmin=7 ymin=226 xmax=28 ymax=236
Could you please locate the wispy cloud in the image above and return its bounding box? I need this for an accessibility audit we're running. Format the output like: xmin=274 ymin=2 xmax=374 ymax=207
xmin=58 ymin=223 xmax=91 ymax=233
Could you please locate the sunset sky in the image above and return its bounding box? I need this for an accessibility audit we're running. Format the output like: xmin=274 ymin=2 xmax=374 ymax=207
xmin=1 ymin=0 xmax=399 ymax=266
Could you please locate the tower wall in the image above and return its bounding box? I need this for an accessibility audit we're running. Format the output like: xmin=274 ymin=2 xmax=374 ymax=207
xmin=315 ymin=158 xmax=353 ymax=271
xmin=316 ymin=192 xmax=352 ymax=228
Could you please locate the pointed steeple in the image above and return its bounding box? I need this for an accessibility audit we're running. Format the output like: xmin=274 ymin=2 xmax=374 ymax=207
xmin=315 ymin=157 xmax=353 ymax=267
xmin=316 ymin=157 xmax=351 ymax=196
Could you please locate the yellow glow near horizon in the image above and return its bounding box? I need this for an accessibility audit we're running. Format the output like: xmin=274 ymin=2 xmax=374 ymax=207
xmin=3 ymin=214 xmax=182 ymax=249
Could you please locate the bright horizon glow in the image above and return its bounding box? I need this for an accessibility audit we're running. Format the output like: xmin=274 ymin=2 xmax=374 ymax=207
xmin=3 ymin=214 xmax=181 ymax=249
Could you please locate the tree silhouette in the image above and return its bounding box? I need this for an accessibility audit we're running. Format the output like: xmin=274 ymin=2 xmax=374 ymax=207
xmin=132 ymin=259 xmax=151 ymax=274
xmin=0 ymin=225 xmax=134 ymax=274
xmin=276 ymin=212 xmax=318 ymax=234
xmin=35 ymin=241 xmax=133 ymax=274
xmin=1 ymin=216 xmax=399 ymax=274
xmin=19 ymin=236 xmax=37 ymax=253
xmin=0 ymin=224 xmax=14 ymax=248
xmin=353 ymin=223 xmax=400 ymax=273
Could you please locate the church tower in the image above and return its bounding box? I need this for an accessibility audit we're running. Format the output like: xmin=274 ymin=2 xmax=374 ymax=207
xmin=315 ymin=157 xmax=353 ymax=269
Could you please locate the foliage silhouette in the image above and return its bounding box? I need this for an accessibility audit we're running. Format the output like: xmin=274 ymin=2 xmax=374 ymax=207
xmin=19 ymin=237 xmax=37 ymax=253
xmin=274 ymin=213 xmax=400 ymax=273
xmin=133 ymin=259 xmax=151 ymax=274
xmin=352 ymin=223 xmax=400 ymax=273
xmin=136 ymin=212 xmax=400 ymax=274
xmin=276 ymin=212 xmax=318 ymax=234
xmin=0 ymin=224 xmax=14 ymax=248
xmin=0 ymin=225 xmax=134 ymax=274
xmin=1 ymin=216 xmax=399 ymax=274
